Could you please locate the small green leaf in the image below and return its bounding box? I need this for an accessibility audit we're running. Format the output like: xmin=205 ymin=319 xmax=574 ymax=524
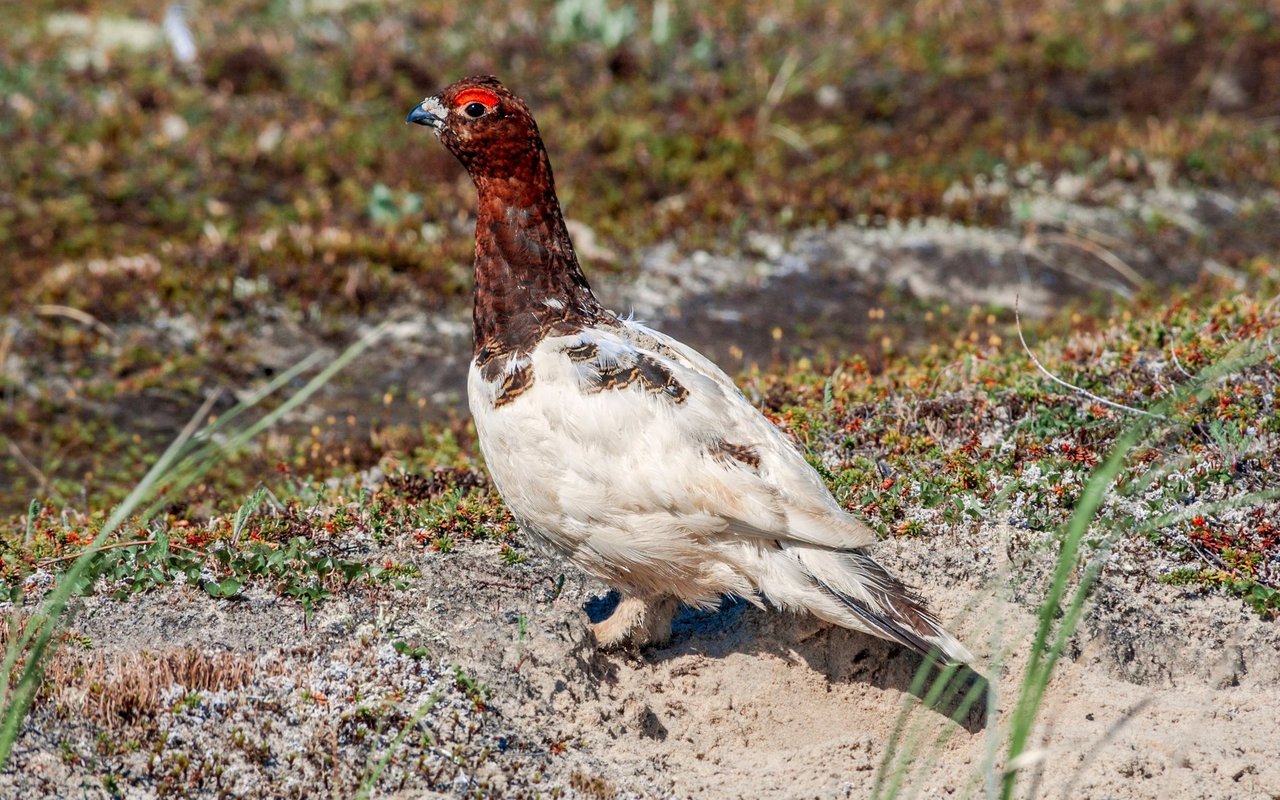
xmin=203 ymin=577 xmax=242 ymax=598
xmin=392 ymin=640 xmax=430 ymax=659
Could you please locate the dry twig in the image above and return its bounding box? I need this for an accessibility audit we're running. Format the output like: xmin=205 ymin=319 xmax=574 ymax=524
xmin=37 ymin=539 xmax=208 ymax=568
xmin=34 ymin=304 xmax=116 ymax=340
xmin=1014 ymin=297 xmax=1164 ymax=419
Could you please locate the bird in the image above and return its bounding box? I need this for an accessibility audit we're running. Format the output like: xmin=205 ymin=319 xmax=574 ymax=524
xmin=406 ymin=76 xmax=974 ymax=665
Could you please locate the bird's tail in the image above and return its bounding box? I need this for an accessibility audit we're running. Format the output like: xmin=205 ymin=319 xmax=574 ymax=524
xmin=797 ymin=548 xmax=975 ymax=665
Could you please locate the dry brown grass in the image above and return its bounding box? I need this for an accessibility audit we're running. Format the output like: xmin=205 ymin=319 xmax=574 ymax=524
xmin=40 ymin=646 xmax=285 ymax=728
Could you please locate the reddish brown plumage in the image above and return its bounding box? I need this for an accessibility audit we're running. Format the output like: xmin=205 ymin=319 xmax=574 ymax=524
xmin=415 ymin=76 xmax=609 ymax=364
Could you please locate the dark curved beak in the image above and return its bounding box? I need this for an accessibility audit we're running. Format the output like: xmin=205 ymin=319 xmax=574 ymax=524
xmin=406 ymin=103 xmax=443 ymax=129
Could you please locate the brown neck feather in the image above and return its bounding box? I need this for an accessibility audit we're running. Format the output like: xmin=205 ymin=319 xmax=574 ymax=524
xmin=470 ymin=143 xmax=605 ymax=358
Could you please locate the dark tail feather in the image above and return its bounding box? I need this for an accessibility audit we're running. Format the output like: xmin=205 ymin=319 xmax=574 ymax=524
xmin=817 ymin=582 xmax=945 ymax=661
xmin=818 ymin=551 xmax=974 ymax=665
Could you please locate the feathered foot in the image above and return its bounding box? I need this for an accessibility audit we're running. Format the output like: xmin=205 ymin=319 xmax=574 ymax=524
xmin=591 ymin=595 xmax=679 ymax=649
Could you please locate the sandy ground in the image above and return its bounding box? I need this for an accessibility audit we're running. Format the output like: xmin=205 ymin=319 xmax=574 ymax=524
xmin=4 ymin=518 xmax=1278 ymax=799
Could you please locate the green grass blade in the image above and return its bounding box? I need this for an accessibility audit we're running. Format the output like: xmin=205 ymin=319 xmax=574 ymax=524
xmin=1000 ymin=339 xmax=1268 ymax=798
xmin=354 ymin=690 xmax=443 ymax=800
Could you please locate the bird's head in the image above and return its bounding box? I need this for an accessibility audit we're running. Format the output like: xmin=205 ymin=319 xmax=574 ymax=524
xmin=406 ymin=76 xmax=543 ymax=182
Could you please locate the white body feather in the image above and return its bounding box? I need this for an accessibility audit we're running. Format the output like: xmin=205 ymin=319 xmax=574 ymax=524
xmin=468 ymin=317 xmax=972 ymax=664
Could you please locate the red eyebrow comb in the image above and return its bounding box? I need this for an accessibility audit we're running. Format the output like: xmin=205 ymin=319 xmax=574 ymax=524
xmin=454 ymin=88 xmax=499 ymax=108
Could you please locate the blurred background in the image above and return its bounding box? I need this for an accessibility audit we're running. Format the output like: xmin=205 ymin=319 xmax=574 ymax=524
xmin=2 ymin=0 xmax=1278 ymax=514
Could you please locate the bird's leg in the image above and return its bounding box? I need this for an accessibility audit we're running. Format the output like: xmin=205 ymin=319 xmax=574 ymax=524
xmin=591 ymin=594 xmax=679 ymax=649
xmin=591 ymin=596 xmax=645 ymax=648
xmin=639 ymin=595 xmax=678 ymax=646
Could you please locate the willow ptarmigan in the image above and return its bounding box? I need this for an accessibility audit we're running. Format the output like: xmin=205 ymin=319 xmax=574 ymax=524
xmin=407 ymin=76 xmax=973 ymax=665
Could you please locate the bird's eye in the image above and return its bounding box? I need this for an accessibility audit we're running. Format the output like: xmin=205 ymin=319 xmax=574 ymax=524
xmin=464 ymin=102 xmax=487 ymax=119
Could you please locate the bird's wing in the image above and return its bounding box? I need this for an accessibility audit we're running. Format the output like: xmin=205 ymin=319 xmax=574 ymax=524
xmin=602 ymin=323 xmax=974 ymax=663
xmin=515 ymin=319 xmax=878 ymax=552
